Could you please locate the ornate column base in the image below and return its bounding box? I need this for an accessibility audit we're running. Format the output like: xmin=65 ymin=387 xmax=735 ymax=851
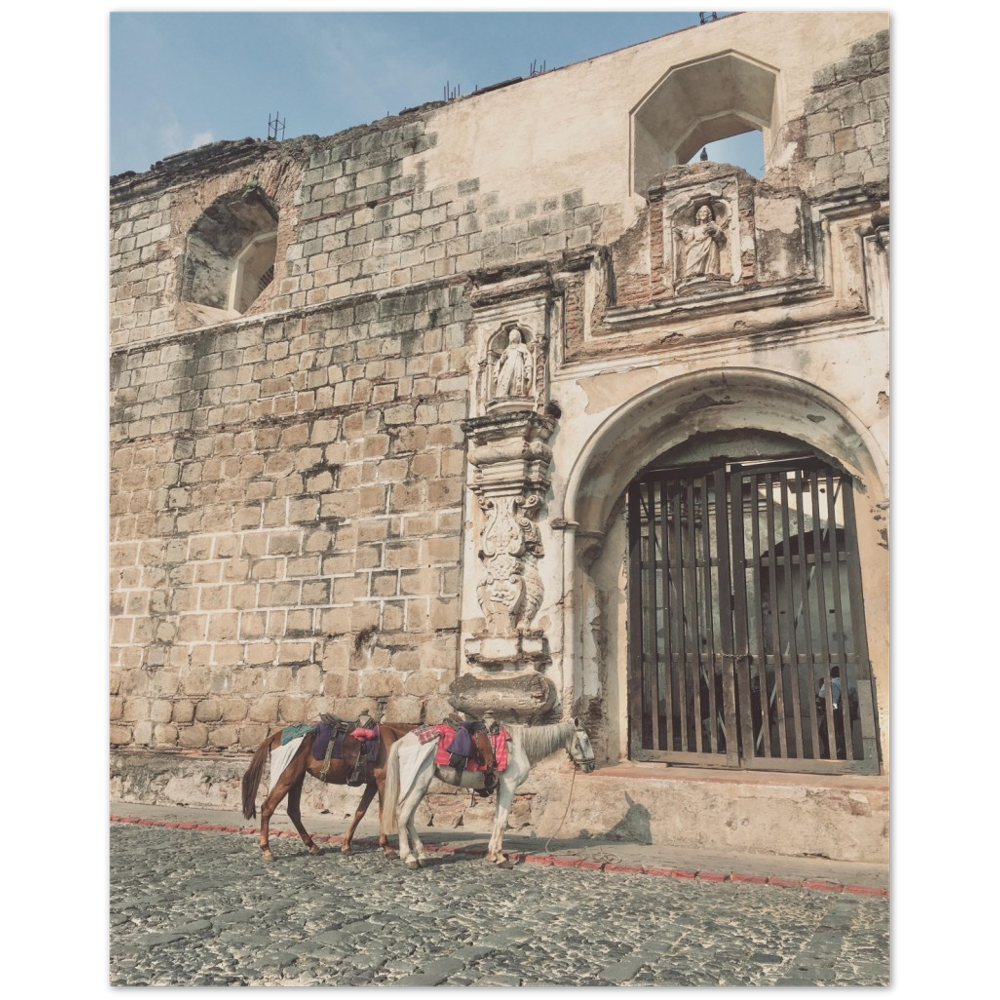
xmin=448 ymin=668 xmax=557 ymax=724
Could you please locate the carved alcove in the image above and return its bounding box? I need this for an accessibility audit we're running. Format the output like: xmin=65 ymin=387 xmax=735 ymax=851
xmin=671 ymin=198 xmax=733 ymax=293
xmin=476 ymin=322 xmax=547 ymax=417
xmin=650 ymin=164 xmax=753 ymax=299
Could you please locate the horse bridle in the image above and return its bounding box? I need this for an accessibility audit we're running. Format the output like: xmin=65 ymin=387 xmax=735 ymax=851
xmin=568 ymin=726 xmax=596 ymax=772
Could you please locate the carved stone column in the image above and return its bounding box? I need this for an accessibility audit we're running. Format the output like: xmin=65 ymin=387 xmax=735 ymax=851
xmin=449 ymin=272 xmax=561 ymax=722
xmin=452 ymin=411 xmax=558 ymax=721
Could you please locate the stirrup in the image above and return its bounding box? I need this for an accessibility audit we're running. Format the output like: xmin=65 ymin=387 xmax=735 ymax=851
xmin=347 ymin=753 xmax=367 ymax=787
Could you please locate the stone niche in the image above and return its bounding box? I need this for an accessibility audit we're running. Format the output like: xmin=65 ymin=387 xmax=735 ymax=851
xmin=650 ymin=163 xmax=754 ymax=299
xmin=607 ymin=161 xmax=815 ymax=313
xmin=451 ymin=271 xmax=561 ymax=723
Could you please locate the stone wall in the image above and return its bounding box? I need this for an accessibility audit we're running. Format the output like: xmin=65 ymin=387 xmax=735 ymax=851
xmin=111 ymin=285 xmax=474 ymax=748
xmin=789 ymin=29 xmax=890 ymax=197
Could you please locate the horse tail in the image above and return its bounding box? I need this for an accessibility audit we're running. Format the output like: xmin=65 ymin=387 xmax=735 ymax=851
xmin=382 ymin=739 xmax=402 ymax=834
xmin=241 ymin=733 xmax=274 ymax=820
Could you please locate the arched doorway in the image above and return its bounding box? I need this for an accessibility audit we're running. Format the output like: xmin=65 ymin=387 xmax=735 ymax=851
xmin=560 ymin=369 xmax=888 ymax=776
xmin=625 ymin=434 xmax=880 ymax=775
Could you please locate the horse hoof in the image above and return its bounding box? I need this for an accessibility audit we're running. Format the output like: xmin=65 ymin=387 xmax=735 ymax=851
xmin=309 ymin=844 xmax=322 ymax=855
xmin=496 ymin=857 xmax=514 ymax=869
xmin=262 ymin=851 xmax=274 ymax=862
xmin=405 ymin=859 xmax=420 ymax=871
xmin=383 ymin=849 xmax=398 ymax=860
xmin=341 ymin=844 xmax=352 ymax=854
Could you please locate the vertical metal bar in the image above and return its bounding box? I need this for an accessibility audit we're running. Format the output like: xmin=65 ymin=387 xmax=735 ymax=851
xmin=825 ymin=470 xmax=851 ymax=761
xmin=673 ymin=478 xmax=689 ymax=750
xmin=686 ymin=477 xmax=703 ymax=752
xmin=747 ymin=472 xmax=769 ymax=758
xmin=795 ymin=469 xmax=822 ymax=757
xmin=659 ymin=475 xmax=674 ymax=753
xmin=729 ymin=467 xmax=756 ymax=766
xmin=774 ymin=473 xmax=797 ymax=758
xmin=807 ymin=471 xmax=830 ymax=759
xmin=786 ymin=471 xmax=808 ymax=756
xmin=763 ymin=473 xmax=784 ymax=757
xmin=644 ymin=480 xmax=661 ymax=751
xmin=841 ymin=477 xmax=879 ymax=770
xmin=779 ymin=472 xmax=803 ymax=758
xmin=715 ymin=468 xmax=739 ymax=767
xmin=700 ymin=473 xmax=720 ymax=752
xmin=627 ymin=483 xmax=646 ymax=756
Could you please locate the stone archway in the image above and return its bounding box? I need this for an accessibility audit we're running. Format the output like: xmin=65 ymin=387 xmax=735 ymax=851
xmin=559 ymin=368 xmax=888 ymax=766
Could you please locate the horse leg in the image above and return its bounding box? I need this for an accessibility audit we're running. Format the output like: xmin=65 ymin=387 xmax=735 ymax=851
xmin=410 ymin=820 xmax=429 ymax=867
xmin=257 ymin=783 xmax=286 ymax=861
xmin=342 ymin=781 xmax=378 ymax=854
xmin=397 ymin=782 xmax=433 ymax=870
xmin=396 ymin=793 xmax=419 ymax=869
xmin=374 ymin=781 xmax=398 ymax=859
xmin=487 ymin=778 xmax=518 ymax=868
xmin=257 ymin=752 xmax=305 ymax=860
xmin=286 ymin=772 xmax=321 ymax=855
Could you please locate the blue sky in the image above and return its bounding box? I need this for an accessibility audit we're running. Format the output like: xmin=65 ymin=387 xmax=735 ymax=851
xmin=110 ymin=11 xmax=762 ymax=178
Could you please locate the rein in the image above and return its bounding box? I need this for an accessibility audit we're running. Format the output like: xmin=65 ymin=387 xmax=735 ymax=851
xmin=544 ymin=764 xmax=578 ymax=853
xmin=542 ymin=734 xmax=592 ymax=852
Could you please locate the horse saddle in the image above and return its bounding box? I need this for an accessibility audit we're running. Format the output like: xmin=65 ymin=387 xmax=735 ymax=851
xmin=441 ymin=720 xmax=501 ymax=796
xmin=314 ymin=713 xmax=380 ymax=785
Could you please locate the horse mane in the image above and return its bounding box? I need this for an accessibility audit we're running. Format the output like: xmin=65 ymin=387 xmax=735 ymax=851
xmin=508 ymin=719 xmax=576 ymax=764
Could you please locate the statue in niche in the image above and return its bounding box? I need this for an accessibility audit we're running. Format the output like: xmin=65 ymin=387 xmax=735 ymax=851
xmin=674 ymin=203 xmax=726 ymax=278
xmin=493 ymin=327 xmax=534 ymax=401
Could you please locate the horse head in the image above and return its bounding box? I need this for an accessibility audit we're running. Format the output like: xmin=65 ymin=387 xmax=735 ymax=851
xmin=569 ymin=718 xmax=596 ymax=773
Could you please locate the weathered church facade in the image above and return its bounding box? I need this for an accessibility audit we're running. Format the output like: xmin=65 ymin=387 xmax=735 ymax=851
xmin=110 ymin=12 xmax=889 ymax=862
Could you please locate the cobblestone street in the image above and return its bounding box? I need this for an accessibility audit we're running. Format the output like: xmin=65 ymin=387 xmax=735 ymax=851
xmin=110 ymin=823 xmax=889 ymax=986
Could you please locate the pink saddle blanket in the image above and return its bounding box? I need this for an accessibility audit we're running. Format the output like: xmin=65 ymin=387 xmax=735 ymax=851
xmin=416 ymin=724 xmax=509 ymax=771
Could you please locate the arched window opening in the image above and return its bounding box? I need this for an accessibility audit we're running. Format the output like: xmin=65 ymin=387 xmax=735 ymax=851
xmin=180 ymin=187 xmax=279 ymax=320
xmin=632 ymin=52 xmax=778 ymax=195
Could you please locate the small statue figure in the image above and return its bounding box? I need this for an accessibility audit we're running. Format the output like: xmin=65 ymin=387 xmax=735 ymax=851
xmin=493 ymin=328 xmax=534 ymax=400
xmin=675 ymin=204 xmax=725 ymax=278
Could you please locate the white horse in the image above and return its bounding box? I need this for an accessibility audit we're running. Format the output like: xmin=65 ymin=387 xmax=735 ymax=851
xmin=382 ymin=718 xmax=596 ymax=869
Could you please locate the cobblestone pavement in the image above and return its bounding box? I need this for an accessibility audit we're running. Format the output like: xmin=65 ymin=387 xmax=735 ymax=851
xmin=110 ymin=824 xmax=889 ymax=986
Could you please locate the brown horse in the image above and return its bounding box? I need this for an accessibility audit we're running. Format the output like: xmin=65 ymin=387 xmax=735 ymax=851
xmin=241 ymin=723 xmax=419 ymax=861
xmin=241 ymin=721 xmax=498 ymax=861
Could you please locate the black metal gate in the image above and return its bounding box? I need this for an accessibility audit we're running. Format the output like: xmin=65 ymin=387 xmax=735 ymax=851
xmin=627 ymin=458 xmax=880 ymax=774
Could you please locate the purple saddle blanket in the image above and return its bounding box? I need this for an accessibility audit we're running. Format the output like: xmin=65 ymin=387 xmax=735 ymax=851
xmin=311 ymin=723 xmax=380 ymax=763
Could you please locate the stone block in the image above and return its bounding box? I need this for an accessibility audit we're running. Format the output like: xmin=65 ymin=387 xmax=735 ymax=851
xmin=151 ymin=699 xmax=173 ymax=724
xmin=248 ymin=695 xmax=281 ymax=722
xmin=195 ymin=699 xmax=222 ymax=722
xmin=246 ymin=642 xmax=277 ymax=665
xmin=220 ymin=697 xmax=249 ymax=722
xmin=208 ymin=725 xmax=239 ymax=747
xmin=178 ymin=723 xmax=208 ymax=748
xmin=240 ymin=725 xmax=269 ymax=748
xmin=153 ymin=724 xmax=178 ymax=746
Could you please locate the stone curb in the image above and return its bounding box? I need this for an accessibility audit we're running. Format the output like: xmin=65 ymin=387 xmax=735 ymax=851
xmin=110 ymin=815 xmax=888 ymax=897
